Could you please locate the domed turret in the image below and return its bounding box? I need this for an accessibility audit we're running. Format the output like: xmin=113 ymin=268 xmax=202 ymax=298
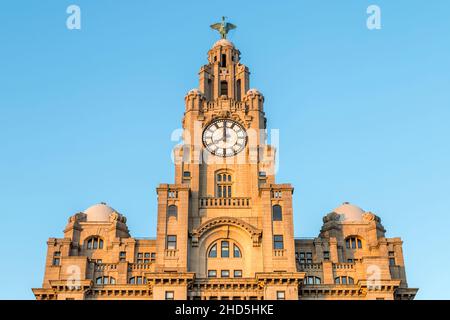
xmin=332 ymin=202 xmax=365 ymax=222
xmin=84 ymin=202 xmax=115 ymax=222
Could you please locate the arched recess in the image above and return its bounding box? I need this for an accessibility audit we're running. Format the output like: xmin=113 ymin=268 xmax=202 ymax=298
xmin=190 ymin=217 xmax=263 ymax=278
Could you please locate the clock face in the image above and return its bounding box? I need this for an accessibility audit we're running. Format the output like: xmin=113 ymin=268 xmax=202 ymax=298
xmin=202 ymin=119 xmax=247 ymax=157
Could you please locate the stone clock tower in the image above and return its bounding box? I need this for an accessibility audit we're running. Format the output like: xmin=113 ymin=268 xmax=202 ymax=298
xmin=153 ymin=33 xmax=303 ymax=299
xmin=33 ymin=20 xmax=417 ymax=301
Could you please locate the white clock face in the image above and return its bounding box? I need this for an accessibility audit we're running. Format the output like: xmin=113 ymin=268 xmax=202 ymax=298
xmin=202 ymin=119 xmax=247 ymax=157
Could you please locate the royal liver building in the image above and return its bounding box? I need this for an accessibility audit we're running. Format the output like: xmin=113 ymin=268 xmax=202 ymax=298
xmin=33 ymin=20 xmax=417 ymax=300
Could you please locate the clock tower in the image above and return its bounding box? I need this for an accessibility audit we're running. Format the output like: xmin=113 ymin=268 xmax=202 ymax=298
xmin=152 ymin=26 xmax=304 ymax=299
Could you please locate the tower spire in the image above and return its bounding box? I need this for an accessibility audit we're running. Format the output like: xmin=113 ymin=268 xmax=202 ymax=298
xmin=210 ymin=16 xmax=236 ymax=39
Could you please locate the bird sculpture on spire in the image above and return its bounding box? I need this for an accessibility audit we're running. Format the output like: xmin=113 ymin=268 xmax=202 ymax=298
xmin=210 ymin=16 xmax=236 ymax=39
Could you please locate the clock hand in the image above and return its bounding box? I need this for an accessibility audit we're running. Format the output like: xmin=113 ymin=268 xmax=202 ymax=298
xmin=223 ymin=123 xmax=226 ymax=143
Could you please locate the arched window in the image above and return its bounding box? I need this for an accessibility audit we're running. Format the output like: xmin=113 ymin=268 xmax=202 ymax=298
xmin=216 ymin=172 xmax=232 ymax=198
xmin=129 ymin=276 xmax=147 ymax=285
xmin=272 ymin=205 xmax=282 ymax=221
xmin=334 ymin=276 xmax=355 ymax=285
xmin=345 ymin=236 xmax=363 ymax=249
xmin=233 ymin=244 xmax=241 ymax=258
xmin=208 ymin=240 xmax=242 ymax=259
xmin=167 ymin=205 xmax=177 ymax=219
xmin=305 ymin=276 xmax=321 ymax=285
xmin=85 ymin=236 xmax=103 ymax=250
xmin=208 ymin=244 xmax=217 ymax=258
xmin=95 ymin=276 xmax=116 ymax=285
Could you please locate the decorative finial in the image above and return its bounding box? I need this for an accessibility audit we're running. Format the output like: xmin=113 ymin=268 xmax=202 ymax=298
xmin=210 ymin=16 xmax=236 ymax=39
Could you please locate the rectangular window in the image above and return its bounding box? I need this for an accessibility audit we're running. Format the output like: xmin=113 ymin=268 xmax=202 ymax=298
xmin=273 ymin=235 xmax=284 ymax=249
xmin=167 ymin=235 xmax=177 ymax=249
xmin=234 ymin=270 xmax=242 ymax=278
xmin=323 ymin=251 xmax=330 ymax=261
xmin=389 ymin=251 xmax=396 ymax=266
xmin=221 ymin=241 xmax=229 ymax=257
xmin=221 ymin=54 xmax=227 ymax=68
xmin=221 ymin=270 xmax=230 ymax=278
xmin=220 ymin=81 xmax=228 ymax=96
xmin=183 ymin=171 xmax=191 ymax=178
xmin=306 ymin=252 xmax=312 ymax=263
xmin=165 ymin=291 xmax=174 ymax=300
xmin=53 ymin=251 xmax=61 ymax=265
xmin=119 ymin=251 xmax=126 ymax=262
xmin=208 ymin=270 xmax=217 ymax=278
xmin=276 ymin=291 xmax=285 ymax=300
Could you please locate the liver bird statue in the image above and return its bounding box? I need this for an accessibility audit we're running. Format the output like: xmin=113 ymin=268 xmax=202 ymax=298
xmin=210 ymin=16 xmax=236 ymax=39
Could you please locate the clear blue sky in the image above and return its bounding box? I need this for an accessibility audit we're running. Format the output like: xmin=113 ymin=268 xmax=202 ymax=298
xmin=0 ymin=0 xmax=449 ymax=299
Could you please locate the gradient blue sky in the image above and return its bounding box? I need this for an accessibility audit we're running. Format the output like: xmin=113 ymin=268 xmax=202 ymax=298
xmin=1 ymin=0 xmax=449 ymax=299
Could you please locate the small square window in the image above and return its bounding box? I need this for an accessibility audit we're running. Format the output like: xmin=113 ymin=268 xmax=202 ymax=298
xmin=119 ymin=251 xmax=126 ymax=258
xmin=221 ymin=270 xmax=230 ymax=278
xmin=52 ymin=258 xmax=60 ymax=266
xmin=208 ymin=270 xmax=217 ymax=278
xmin=234 ymin=270 xmax=242 ymax=278
xmin=137 ymin=253 xmax=143 ymax=258
xmin=276 ymin=291 xmax=285 ymax=300
xmin=144 ymin=253 xmax=150 ymax=258
xmin=306 ymin=252 xmax=312 ymax=258
xmin=165 ymin=291 xmax=174 ymax=300
xmin=183 ymin=171 xmax=191 ymax=178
